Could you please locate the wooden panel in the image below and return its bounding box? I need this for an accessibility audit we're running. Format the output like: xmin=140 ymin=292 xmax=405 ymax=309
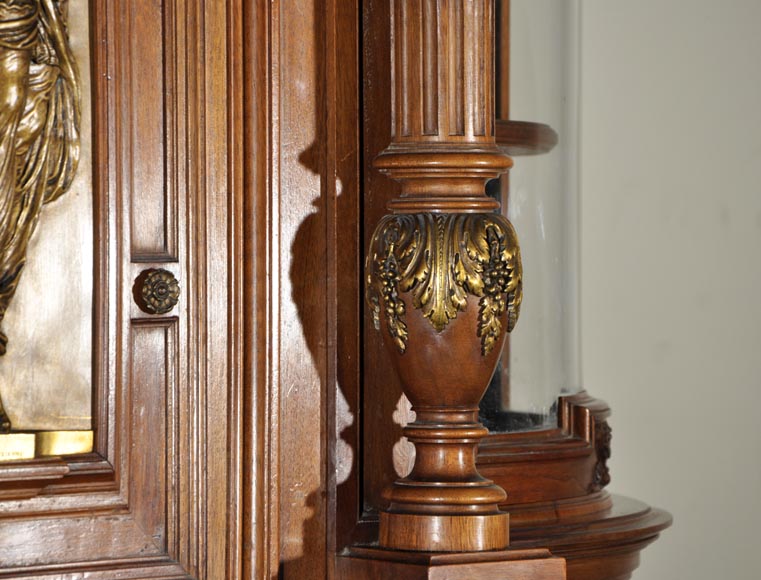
xmin=0 ymin=516 xmax=158 ymax=570
xmin=278 ymin=1 xmax=328 ymax=579
xmin=0 ymin=0 xmax=243 ymax=577
xmin=127 ymin=1 xmax=175 ymax=260
xmin=240 ymin=1 xmax=362 ymax=576
xmin=129 ymin=320 xmax=175 ymax=552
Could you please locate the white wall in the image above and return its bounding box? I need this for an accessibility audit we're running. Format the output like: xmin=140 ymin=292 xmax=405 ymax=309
xmin=579 ymin=2 xmax=761 ymax=579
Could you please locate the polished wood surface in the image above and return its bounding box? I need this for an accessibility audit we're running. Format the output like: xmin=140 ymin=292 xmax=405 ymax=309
xmin=365 ymin=0 xmax=524 ymax=553
xmin=0 ymin=1 xmax=243 ymax=577
xmin=242 ymin=1 xmax=363 ymax=579
xmin=513 ymin=495 xmax=671 ymax=580
xmin=495 ymin=120 xmax=559 ymax=156
xmin=0 ymin=2 xmax=670 ymax=579
xmin=338 ymin=547 xmax=565 ymax=580
xmin=479 ymin=391 xmax=612 ymax=511
xmin=344 ymin=392 xmax=671 ymax=580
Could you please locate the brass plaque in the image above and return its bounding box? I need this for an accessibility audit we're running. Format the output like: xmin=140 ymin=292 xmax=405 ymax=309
xmin=0 ymin=0 xmax=93 ymax=435
xmin=0 ymin=433 xmax=35 ymax=461
xmin=36 ymin=430 xmax=93 ymax=456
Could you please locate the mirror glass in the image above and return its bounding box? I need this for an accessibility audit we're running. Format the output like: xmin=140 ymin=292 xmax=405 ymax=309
xmin=480 ymin=0 xmax=581 ymax=432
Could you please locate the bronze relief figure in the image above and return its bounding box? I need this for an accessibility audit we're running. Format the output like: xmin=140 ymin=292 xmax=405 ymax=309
xmin=0 ymin=0 xmax=81 ymax=432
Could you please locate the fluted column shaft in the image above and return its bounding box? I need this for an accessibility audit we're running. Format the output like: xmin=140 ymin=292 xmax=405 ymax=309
xmin=377 ymin=0 xmax=511 ymax=211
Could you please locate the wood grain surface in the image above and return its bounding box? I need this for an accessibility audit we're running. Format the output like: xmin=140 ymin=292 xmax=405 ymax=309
xmin=0 ymin=2 xmax=669 ymax=579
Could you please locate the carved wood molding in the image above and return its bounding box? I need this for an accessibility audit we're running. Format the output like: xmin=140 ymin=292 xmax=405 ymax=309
xmin=241 ymin=1 xmax=278 ymax=578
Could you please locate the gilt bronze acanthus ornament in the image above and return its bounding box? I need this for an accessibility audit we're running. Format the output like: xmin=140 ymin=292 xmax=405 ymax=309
xmin=366 ymin=209 xmax=523 ymax=552
xmin=366 ymin=212 xmax=522 ymax=356
xmin=0 ymin=0 xmax=81 ymax=433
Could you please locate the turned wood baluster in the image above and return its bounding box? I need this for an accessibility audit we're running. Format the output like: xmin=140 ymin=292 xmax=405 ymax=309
xmin=366 ymin=0 xmax=522 ymax=552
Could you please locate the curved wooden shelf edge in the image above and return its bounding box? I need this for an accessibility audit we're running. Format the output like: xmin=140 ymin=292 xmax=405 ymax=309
xmin=511 ymin=494 xmax=673 ymax=580
xmin=506 ymin=491 xmax=614 ymax=529
xmin=495 ymin=119 xmax=559 ymax=156
xmin=477 ymin=390 xmax=612 ymax=510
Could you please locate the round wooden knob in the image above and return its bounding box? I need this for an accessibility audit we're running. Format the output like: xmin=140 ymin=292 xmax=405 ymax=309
xmin=138 ymin=269 xmax=180 ymax=314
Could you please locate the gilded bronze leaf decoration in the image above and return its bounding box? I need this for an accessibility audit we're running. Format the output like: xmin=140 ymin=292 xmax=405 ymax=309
xmin=0 ymin=0 xmax=81 ymax=432
xmin=366 ymin=216 xmax=414 ymax=353
xmin=476 ymin=222 xmax=523 ymax=354
xmin=366 ymin=213 xmax=522 ymax=355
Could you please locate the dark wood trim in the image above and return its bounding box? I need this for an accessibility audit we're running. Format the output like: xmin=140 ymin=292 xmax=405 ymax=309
xmin=496 ymin=0 xmax=510 ymax=120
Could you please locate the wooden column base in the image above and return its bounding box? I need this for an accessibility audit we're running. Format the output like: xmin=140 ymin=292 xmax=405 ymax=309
xmin=337 ymin=547 xmax=565 ymax=580
xmin=379 ymin=511 xmax=509 ymax=552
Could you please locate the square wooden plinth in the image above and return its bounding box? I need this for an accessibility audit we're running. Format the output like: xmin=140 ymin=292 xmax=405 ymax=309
xmin=336 ymin=546 xmax=566 ymax=580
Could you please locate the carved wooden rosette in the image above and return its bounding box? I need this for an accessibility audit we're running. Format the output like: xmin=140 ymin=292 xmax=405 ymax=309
xmin=365 ymin=0 xmax=520 ymax=552
xmin=138 ymin=268 xmax=181 ymax=315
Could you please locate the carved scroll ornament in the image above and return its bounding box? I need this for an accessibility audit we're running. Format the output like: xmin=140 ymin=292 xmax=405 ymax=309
xmin=591 ymin=420 xmax=612 ymax=492
xmin=366 ymin=213 xmax=523 ymax=356
xmin=0 ymin=0 xmax=81 ymax=432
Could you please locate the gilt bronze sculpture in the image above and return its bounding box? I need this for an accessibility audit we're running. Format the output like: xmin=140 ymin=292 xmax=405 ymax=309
xmin=0 ymin=0 xmax=81 ymax=433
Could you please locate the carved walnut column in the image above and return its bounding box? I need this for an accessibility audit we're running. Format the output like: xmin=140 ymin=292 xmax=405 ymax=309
xmin=366 ymin=0 xmax=521 ymax=552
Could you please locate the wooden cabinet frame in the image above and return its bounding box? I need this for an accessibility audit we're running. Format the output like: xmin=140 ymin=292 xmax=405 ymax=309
xmin=0 ymin=2 xmax=668 ymax=579
xmin=0 ymin=1 xmax=242 ymax=577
